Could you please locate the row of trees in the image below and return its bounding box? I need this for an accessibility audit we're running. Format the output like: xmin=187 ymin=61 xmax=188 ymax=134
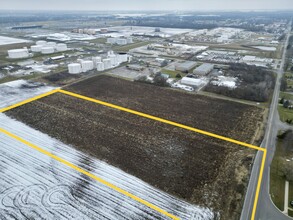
xmin=277 ymin=130 xmax=293 ymax=181
xmin=204 ymin=64 xmax=275 ymax=102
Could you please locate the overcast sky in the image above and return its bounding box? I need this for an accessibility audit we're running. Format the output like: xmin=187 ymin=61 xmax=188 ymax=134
xmin=1 ymin=0 xmax=293 ymax=11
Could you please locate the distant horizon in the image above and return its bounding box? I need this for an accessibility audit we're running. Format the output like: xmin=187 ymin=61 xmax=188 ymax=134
xmin=1 ymin=9 xmax=293 ymax=13
xmin=1 ymin=0 xmax=293 ymax=12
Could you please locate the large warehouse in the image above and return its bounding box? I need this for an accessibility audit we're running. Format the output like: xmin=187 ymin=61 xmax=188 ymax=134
xmin=175 ymin=61 xmax=197 ymax=72
xmin=193 ymin=63 xmax=214 ymax=75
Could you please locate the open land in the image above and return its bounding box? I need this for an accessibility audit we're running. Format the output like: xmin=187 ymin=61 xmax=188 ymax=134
xmin=0 ymin=114 xmax=213 ymax=220
xmin=6 ymin=75 xmax=265 ymax=219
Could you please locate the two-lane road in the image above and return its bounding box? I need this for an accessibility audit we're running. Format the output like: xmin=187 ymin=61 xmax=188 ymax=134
xmin=241 ymin=20 xmax=292 ymax=220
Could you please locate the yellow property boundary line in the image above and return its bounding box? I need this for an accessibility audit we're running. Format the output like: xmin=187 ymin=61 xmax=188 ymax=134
xmin=0 ymin=128 xmax=178 ymax=220
xmin=0 ymin=88 xmax=267 ymax=220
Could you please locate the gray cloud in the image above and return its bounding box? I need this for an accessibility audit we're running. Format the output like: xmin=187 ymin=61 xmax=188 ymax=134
xmin=1 ymin=0 xmax=293 ymax=11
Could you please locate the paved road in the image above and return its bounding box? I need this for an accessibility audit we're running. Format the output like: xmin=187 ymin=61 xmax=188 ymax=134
xmin=241 ymin=21 xmax=292 ymax=220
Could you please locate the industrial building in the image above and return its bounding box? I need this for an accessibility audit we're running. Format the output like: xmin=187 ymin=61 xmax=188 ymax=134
xmin=175 ymin=61 xmax=197 ymax=72
xmin=107 ymin=37 xmax=133 ymax=45
xmin=193 ymin=63 xmax=214 ymax=75
xmin=181 ymin=77 xmax=203 ymax=87
xmin=127 ymin=64 xmax=144 ymax=71
xmin=8 ymin=48 xmax=30 ymax=59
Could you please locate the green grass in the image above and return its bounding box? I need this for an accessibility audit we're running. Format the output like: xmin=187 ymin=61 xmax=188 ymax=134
xmin=280 ymin=92 xmax=293 ymax=101
xmin=278 ymin=106 xmax=293 ymax=123
xmin=113 ymin=41 xmax=150 ymax=52
xmin=270 ymin=139 xmax=293 ymax=216
xmin=279 ymin=92 xmax=293 ymax=123
xmin=0 ymin=75 xmax=17 ymax=84
xmin=285 ymin=72 xmax=293 ymax=78
xmin=161 ymin=69 xmax=182 ymax=78
xmin=289 ymin=180 xmax=293 ymax=215
xmin=270 ymin=140 xmax=285 ymax=210
xmin=88 ymin=38 xmax=107 ymax=44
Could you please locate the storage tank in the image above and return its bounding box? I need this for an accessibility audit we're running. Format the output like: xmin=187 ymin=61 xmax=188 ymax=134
xmin=81 ymin=60 xmax=94 ymax=72
xmin=96 ymin=62 xmax=105 ymax=71
xmin=68 ymin=63 xmax=82 ymax=74
xmin=46 ymin=42 xmax=57 ymax=48
xmin=31 ymin=45 xmax=42 ymax=52
xmin=107 ymin=38 xmax=117 ymax=44
xmin=118 ymin=53 xmax=128 ymax=63
xmin=108 ymin=54 xmax=118 ymax=66
xmin=77 ymin=59 xmax=83 ymax=64
xmin=127 ymin=37 xmax=133 ymax=44
xmin=36 ymin=40 xmax=47 ymax=46
xmin=117 ymin=38 xmax=127 ymax=45
xmin=8 ymin=48 xmax=29 ymax=59
xmin=41 ymin=47 xmax=55 ymax=54
xmin=107 ymin=51 xmax=114 ymax=56
xmin=103 ymin=58 xmax=112 ymax=70
xmin=56 ymin=43 xmax=67 ymax=52
xmin=92 ymin=56 xmax=102 ymax=68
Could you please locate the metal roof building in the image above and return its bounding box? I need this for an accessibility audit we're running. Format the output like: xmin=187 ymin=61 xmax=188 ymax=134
xmin=175 ymin=61 xmax=197 ymax=72
xmin=193 ymin=63 xmax=214 ymax=75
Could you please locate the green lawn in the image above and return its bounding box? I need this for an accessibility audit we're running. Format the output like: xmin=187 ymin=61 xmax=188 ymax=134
xmin=278 ymin=106 xmax=293 ymax=123
xmin=270 ymin=140 xmax=286 ymax=211
xmin=278 ymin=92 xmax=293 ymax=123
xmin=280 ymin=92 xmax=293 ymax=100
xmin=289 ymin=179 xmax=293 ymax=215
xmin=88 ymin=38 xmax=107 ymax=44
xmin=161 ymin=69 xmax=182 ymax=78
xmin=113 ymin=41 xmax=150 ymax=52
xmin=270 ymin=139 xmax=293 ymax=216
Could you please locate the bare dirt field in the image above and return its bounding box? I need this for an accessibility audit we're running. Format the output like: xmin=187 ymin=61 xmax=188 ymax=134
xmin=6 ymin=75 xmax=265 ymax=219
xmin=66 ymin=75 xmax=264 ymax=143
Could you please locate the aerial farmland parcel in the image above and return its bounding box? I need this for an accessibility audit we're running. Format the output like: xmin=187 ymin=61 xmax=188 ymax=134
xmin=6 ymin=75 xmax=265 ymax=219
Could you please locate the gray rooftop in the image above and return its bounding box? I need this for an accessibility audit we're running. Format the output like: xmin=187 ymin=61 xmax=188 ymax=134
xmin=176 ymin=61 xmax=197 ymax=69
xmin=194 ymin=63 xmax=214 ymax=72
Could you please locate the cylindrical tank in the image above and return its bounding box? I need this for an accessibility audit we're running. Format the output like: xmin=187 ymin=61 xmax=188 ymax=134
xmin=8 ymin=49 xmax=29 ymax=59
xmin=103 ymin=58 xmax=112 ymax=70
xmin=56 ymin=43 xmax=67 ymax=52
xmin=31 ymin=45 xmax=43 ymax=52
xmin=41 ymin=47 xmax=55 ymax=54
xmin=92 ymin=56 xmax=102 ymax=68
xmin=81 ymin=60 xmax=94 ymax=72
xmin=36 ymin=40 xmax=47 ymax=46
xmin=117 ymin=38 xmax=127 ymax=45
xmin=96 ymin=62 xmax=105 ymax=71
xmin=108 ymin=54 xmax=117 ymax=66
xmin=46 ymin=42 xmax=57 ymax=48
xmin=118 ymin=53 xmax=128 ymax=63
xmin=107 ymin=51 xmax=114 ymax=56
xmin=127 ymin=37 xmax=133 ymax=44
xmin=68 ymin=63 xmax=82 ymax=74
